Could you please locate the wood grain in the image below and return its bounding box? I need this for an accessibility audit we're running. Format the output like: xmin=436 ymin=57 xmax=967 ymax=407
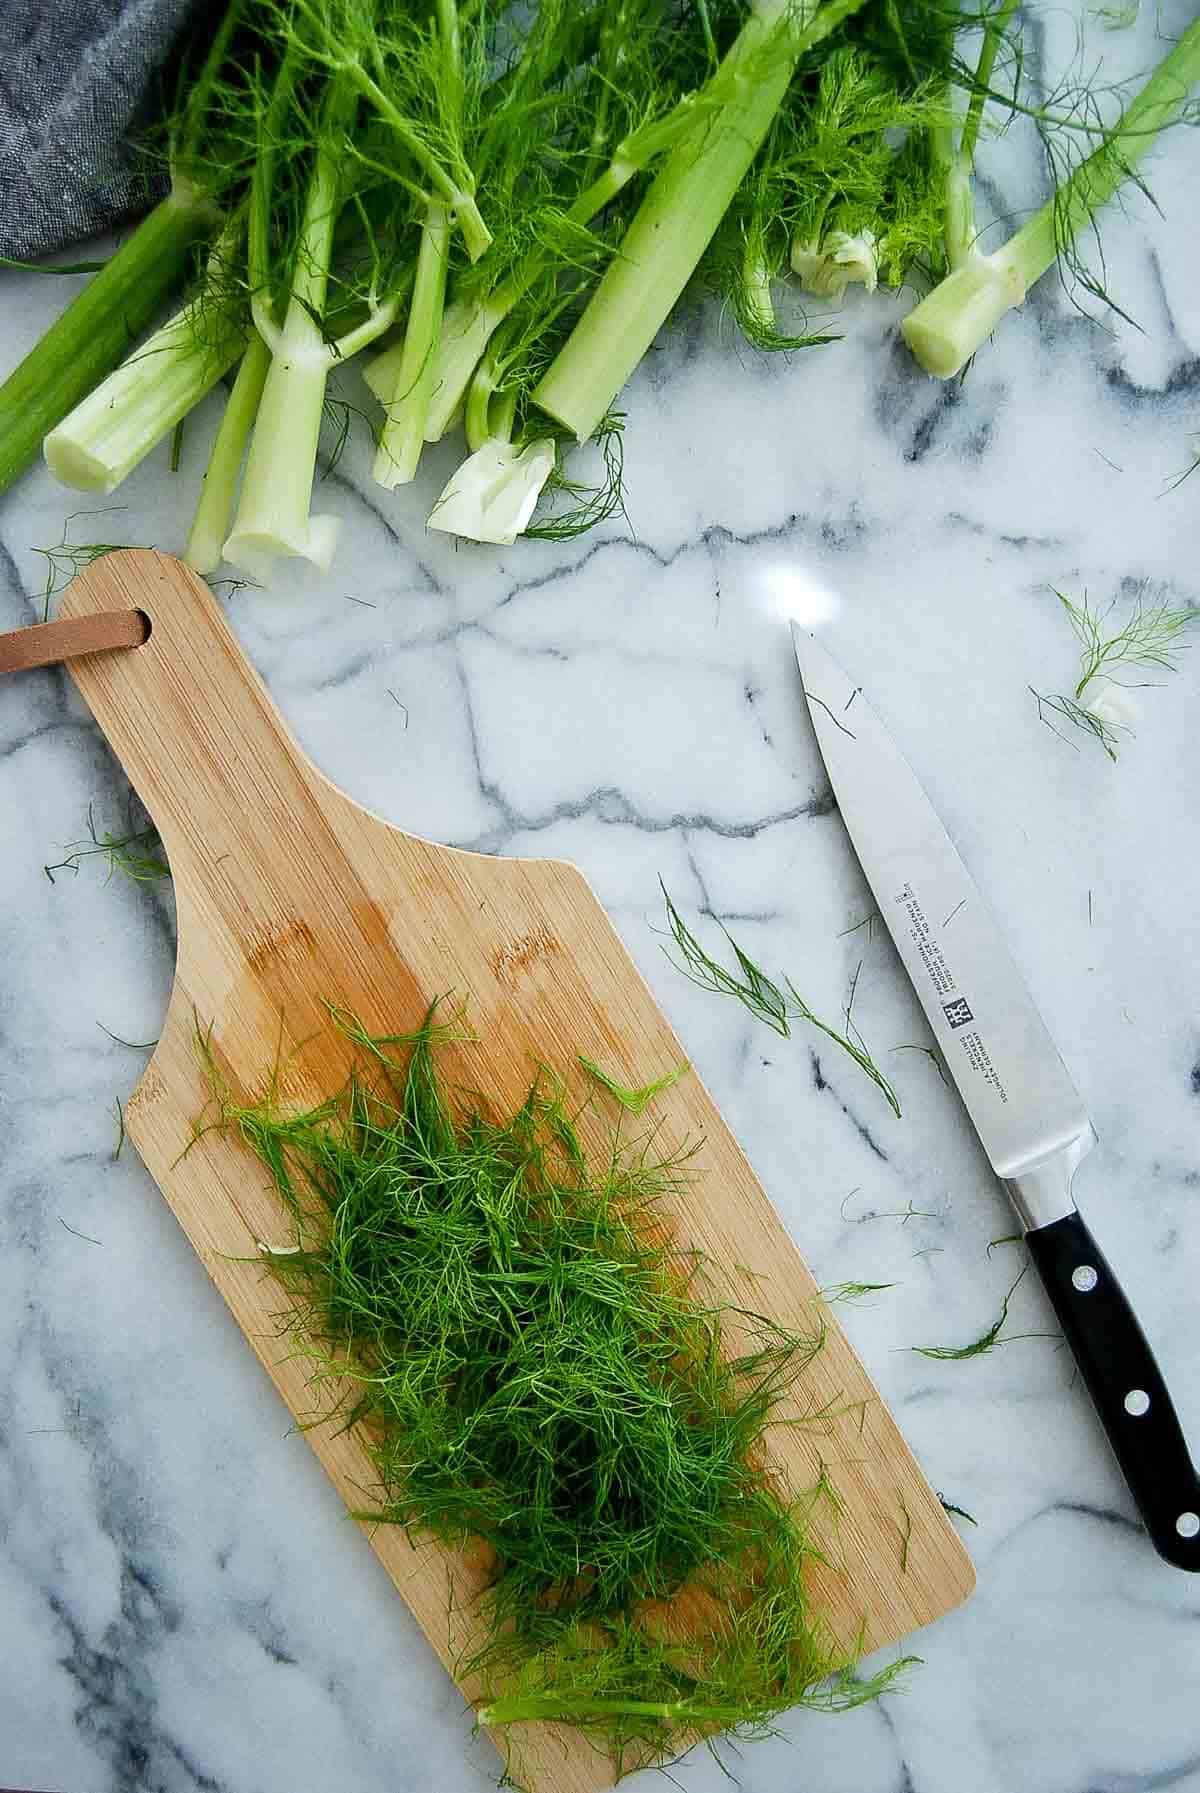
xmin=61 ymin=550 xmax=973 ymax=1792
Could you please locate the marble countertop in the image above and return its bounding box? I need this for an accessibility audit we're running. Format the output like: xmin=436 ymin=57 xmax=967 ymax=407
xmin=2 ymin=8 xmax=1198 ymax=1790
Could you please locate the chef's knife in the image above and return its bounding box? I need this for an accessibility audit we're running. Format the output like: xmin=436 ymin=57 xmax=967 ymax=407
xmin=792 ymin=624 xmax=1200 ymax=1571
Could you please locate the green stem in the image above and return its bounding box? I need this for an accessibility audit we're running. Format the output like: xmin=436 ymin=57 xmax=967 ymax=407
xmin=464 ymin=352 xmax=498 ymax=453
xmin=741 ymin=237 xmax=777 ymax=336
xmin=940 ymin=0 xmax=1020 ymax=272
xmin=1004 ymin=26 xmax=1200 ymax=281
xmin=567 ymin=157 xmax=637 ymax=227
xmin=436 ymin=0 xmax=465 ymax=136
xmin=369 ymin=90 xmax=710 ymax=445
xmin=340 ymin=63 xmax=491 ymax=261
xmin=225 ymin=90 xmax=350 ymax=570
xmin=491 ymin=387 xmax=516 ymax=444
xmin=533 ymin=0 xmax=869 ymax=442
xmin=172 ymin=0 xmax=246 ymax=174
xmin=939 ymin=134 xmax=977 ymax=272
xmin=249 ymin=45 xmax=302 ymax=339
xmin=0 ymin=187 xmax=214 ymax=497
xmin=373 ymin=201 xmax=451 ymax=488
xmin=289 ymin=115 xmax=342 ymax=326
xmin=904 ymin=17 xmax=1200 ymax=377
xmin=959 ymin=0 xmax=1020 ymax=169
xmin=184 ymin=331 xmax=272 ymax=574
xmin=566 ymin=93 xmax=710 ymax=226
xmin=331 ymin=296 xmax=401 ymax=363
xmin=584 ymin=0 xmax=630 ymax=175
xmin=366 ymin=284 xmax=509 ymax=439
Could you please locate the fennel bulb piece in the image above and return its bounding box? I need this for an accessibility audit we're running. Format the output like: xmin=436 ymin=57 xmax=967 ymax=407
xmin=790 ymin=229 xmax=879 ymax=299
xmin=428 ymin=439 xmax=555 ymax=545
xmin=1081 ymin=676 xmax=1139 ymax=733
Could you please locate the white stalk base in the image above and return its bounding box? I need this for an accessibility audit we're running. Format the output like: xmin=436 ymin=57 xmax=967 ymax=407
xmin=900 ymin=254 xmax=1026 ymax=379
xmin=222 ymin=334 xmax=336 ymax=578
xmin=223 ymin=514 xmax=340 ymax=580
xmin=44 ymin=307 xmax=240 ymax=494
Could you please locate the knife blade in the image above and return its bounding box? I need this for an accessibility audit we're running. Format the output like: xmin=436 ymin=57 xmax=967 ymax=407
xmin=792 ymin=623 xmax=1200 ymax=1572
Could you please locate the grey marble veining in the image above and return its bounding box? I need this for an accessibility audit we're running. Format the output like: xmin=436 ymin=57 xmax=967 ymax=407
xmin=2 ymin=5 xmax=1199 ymax=1787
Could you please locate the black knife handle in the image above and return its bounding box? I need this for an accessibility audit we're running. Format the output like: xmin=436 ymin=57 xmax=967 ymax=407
xmin=1026 ymin=1208 xmax=1200 ymax=1571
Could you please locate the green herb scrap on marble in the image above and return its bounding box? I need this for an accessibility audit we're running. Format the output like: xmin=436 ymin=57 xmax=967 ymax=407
xmin=1166 ymin=438 xmax=1199 ymax=493
xmin=938 ymin=1495 xmax=978 ymax=1526
xmin=1032 ymin=586 xmax=1199 ymax=761
xmin=820 ymin=1281 xmax=897 ymax=1305
xmin=661 ymin=885 xmax=901 ymax=1117
xmin=32 ymin=518 xmax=127 ymax=620
xmin=200 ymin=1005 xmax=917 ymax=1771
xmin=44 ymin=800 xmax=168 ymax=886
xmin=912 ymin=1264 xmax=1059 ymax=1361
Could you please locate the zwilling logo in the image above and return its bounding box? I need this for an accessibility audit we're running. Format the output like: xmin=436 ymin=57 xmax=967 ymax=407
xmin=942 ymin=996 xmax=975 ymax=1030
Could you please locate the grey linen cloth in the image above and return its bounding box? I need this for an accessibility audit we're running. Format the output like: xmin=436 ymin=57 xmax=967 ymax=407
xmin=0 ymin=0 xmax=198 ymax=261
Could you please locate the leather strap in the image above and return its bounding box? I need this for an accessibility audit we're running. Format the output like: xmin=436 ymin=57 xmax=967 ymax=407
xmin=0 ymin=609 xmax=149 ymax=675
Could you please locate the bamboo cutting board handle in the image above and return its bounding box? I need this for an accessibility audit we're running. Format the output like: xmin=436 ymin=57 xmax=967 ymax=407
xmin=58 ymin=551 xmax=973 ymax=1793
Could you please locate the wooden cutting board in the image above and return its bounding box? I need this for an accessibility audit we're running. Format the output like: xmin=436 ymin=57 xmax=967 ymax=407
xmin=61 ymin=550 xmax=973 ymax=1790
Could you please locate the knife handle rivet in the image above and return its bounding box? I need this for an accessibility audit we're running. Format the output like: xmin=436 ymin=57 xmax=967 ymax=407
xmin=1071 ymin=1265 xmax=1099 ymax=1293
xmin=1176 ymin=1512 xmax=1200 ymax=1541
xmin=1123 ymin=1389 xmax=1150 ymax=1417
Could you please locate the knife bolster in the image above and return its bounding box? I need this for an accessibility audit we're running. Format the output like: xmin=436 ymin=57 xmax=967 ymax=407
xmin=1002 ymin=1126 xmax=1098 ymax=1232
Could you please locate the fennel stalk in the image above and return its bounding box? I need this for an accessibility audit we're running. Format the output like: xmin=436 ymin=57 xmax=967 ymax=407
xmin=533 ymin=0 xmax=870 ymax=443
xmin=0 ymin=0 xmax=246 ymax=495
xmin=903 ymin=16 xmax=1200 ymax=377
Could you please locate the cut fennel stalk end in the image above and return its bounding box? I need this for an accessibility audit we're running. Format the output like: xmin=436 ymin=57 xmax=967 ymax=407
xmin=900 ymin=253 xmax=1025 ymax=378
